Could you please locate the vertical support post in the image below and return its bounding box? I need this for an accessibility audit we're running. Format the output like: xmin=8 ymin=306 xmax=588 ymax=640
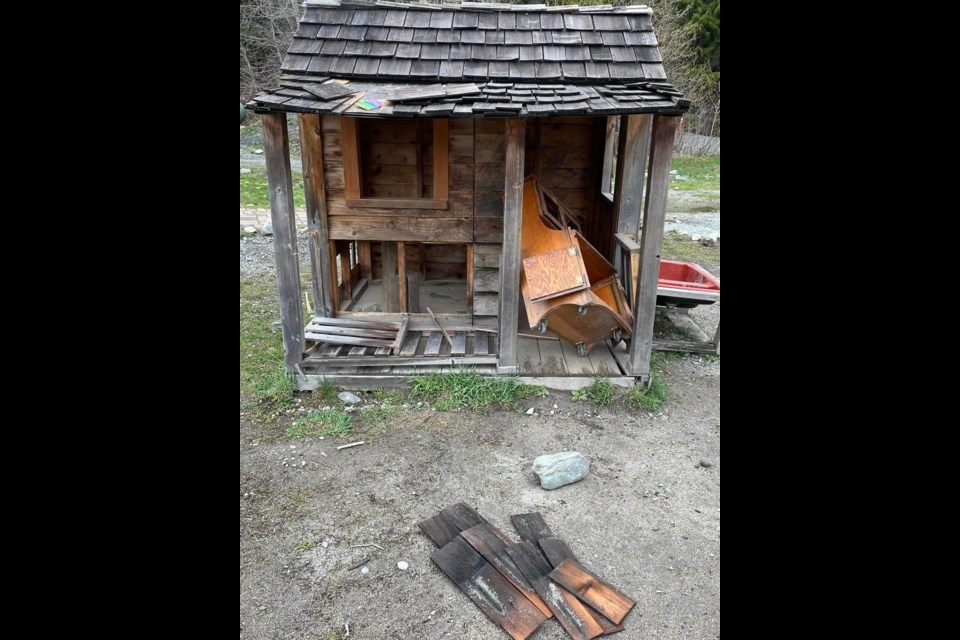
xmin=297 ymin=114 xmax=334 ymax=318
xmin=382 ymin=242 xmax=400 ymax=312
xmin=262 ymin=113 xmax=305 ymax=373
xmin=466 ymin=243 xmax=475 ymax=315
xmin=629 ymin=115 xmax=678 ymax=379
xmin=498 ymin=119 xmax=526 ymax=374
xmin=612 ymin=114 xmax=652 ymax=268
xmin=358 ymin=241 xmax=372 ymax=280
xmin=398 ymin=241 xmax=408 ymax=313
xmin=600 ymin=116 xmax=618 ymax=194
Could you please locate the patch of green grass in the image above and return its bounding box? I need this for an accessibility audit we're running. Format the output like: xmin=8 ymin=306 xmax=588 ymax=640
xmin=315 ymin=380 xmax=339 ymax=404
xmin=240 ymin=167 xmax=306 ymax=209
xmin=240 ymin=228 xmax=257 ymax=238
xmin=294 ymin=539 xmax=318 ymax=555
xmin=661 ymin=231 xmax=720 ymax=266
xmin=571 ymin=378 xmax=615 ymax=407
xmin=373 ymin=389 xmax=406 ymax=404
xmin=255 ymin=364 xmax=297 ymax=410
xmin=287 ymin=410 xmax=354 ymax=439
xmin=670 ymin=155 xmax=720 ymax=191
xmin=410 ymin=369 xmax=544 ymax=412
xmin=629 ymin=376 xmax=670 ymax=412
xmin=240 ymin=276 xmax=286 ymax=402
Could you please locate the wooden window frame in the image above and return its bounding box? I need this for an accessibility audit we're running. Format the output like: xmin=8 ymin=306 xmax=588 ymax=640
xmin=341 ymin=117 xmax=449 ymax=210
xmin=600 ymin=116 xmax=619 ymax=203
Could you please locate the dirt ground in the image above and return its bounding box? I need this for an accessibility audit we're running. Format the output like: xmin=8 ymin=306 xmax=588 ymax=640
xmin=240 ymin=241 xmax=720 ymax=640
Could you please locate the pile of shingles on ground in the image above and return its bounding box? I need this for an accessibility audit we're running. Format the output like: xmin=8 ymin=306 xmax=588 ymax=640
xmin=419 ymin=503 xmax=635 ymax=639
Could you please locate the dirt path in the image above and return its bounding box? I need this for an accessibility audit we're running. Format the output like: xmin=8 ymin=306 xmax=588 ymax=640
xmin=239 ymin=242 xmax=721 ymax=639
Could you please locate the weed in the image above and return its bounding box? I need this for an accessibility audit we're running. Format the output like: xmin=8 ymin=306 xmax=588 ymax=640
xmin=287 ymin=410 xmax=353 ymax=439
xmin=571 ymin=389 xmax=590 ymax=402
xmin=571 ymin=378 xmax=615 ymax=407
xmin=373 ymin=389 xmax=405 ymax=404
xmin=294 ymin=539 xmax=317 ymax=555
xmin=255 ymin=364 xmax=296 ymax=409
xmin=677 ymin=326 xmax=699 ymax=342
xmin=316 ymin=380 xmax=338 ymax=403
xmin=628 ymin=376 xmax=670 ymax=412
xmin=410 ymin=369 xmax=541 ymax=412
xmin=240 ymin=167 xmax=306 ymax=209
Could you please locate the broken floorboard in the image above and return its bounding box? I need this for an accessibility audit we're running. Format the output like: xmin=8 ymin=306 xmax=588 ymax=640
xmin=432 ymin=537 xmax=548 ymax=640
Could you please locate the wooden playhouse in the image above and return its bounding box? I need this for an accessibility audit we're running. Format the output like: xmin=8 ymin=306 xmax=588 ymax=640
xmin=250 ymin=0 xmax=692 ymax=389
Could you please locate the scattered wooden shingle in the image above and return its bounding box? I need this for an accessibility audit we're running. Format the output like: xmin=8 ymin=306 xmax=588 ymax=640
xmin=437 ymin=29 xmax=461 ymax=43
xmin=549 ymin=559 xmax=636 ymax=626
xmin=302 ymin=82 xmax=356 ymax=100
xmin=403 ymin=11 xmax=430 ymax=28
xmin=453 ymin=12 xmax=479 ymax=29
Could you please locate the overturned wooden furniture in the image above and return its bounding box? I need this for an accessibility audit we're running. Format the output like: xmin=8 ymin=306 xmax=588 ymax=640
xmin=521 ymin=177 xmax=633 ymax=356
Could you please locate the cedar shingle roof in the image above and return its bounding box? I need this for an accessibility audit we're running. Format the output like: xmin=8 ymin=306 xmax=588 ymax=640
xmin=251 ymin=1 xmax=689 ymax=118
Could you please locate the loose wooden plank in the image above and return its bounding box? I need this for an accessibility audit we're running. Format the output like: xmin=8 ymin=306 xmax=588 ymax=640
xmin=510 ymin=513 xmax=554 ymax=543
xmin=612 ymin=113 xmax=652 ymax=270
xmin=499 ymin=118 xmax=526 ymax=374
xmin=537 ymin=538 xmax=626 ymax=635
xmin=461 ymin=524 xmax=554 ymax=619
xmin=303 ymin=333 xmax=396 ymax=348
xmin=305 ymin=355 xmax=499 ymax=368
xmin=418 ymin=513 xmax=463 ymax=548
xmin=398 ymin=331 xmax=420 ymax=356
xmin=427 ymin=306 xmax=455 ymax=348
xmin=307 ymin=316 xmax=403 ymax=330
xmin=629 ymin=115 xmax=677 ymax=377
xmin=302 ymin=325 xmax=400 ymax=339
xmin=432 ymin=538 xmax=547 ymax=640
xmin=262 ymin=113 xmax=304 ymax=372
xmin=505 ymin=542 xmax=604 ymax=640
xmin=549 ymin=560 xmax=636 ymax=626
xmin=424 ymin=331 xmax=444 ymax=356
xmin=390 ymin=317 xmax=409 ymax=354
xmin=398 ymin=242 xmax=408 ymax=313
xmin=348 ymin=345 xmax=371 ymax=356
xmin=441 ymin=502 xmax=487 ymax=532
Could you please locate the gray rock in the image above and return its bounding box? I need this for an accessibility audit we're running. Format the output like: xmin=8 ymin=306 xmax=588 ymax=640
xmin=525 ymin=407 xmax=536 ymax=415
xmin=397 ymin=561 xmax=409 ymax=571
xmin=338 ymin=391 xmax=362 ymax=404
xmin=240 ymin=167 xmax=252 ymax=174
xmin=243 ymin=226 xmax=257 ymax=233
xmin=254 ymin=149 xmax=264 ymax=154
xmin=532 ymin=451 xmax=589 ymax=490
xmin=699 ymin=460 xmax=713 ymax=468
xmin=262 ymin=220 xmax=273 ymax=235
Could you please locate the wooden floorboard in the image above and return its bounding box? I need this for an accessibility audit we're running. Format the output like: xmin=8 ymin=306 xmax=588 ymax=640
xmin=516 ymin=335 xmax=543 ymax=375
xmin=537 ymin=339 xmax=567 ymax=375
xmin=560 ymin=340 xmax=595 ymax=375
xmin=588 ymin=341 xmax=623 ymax=375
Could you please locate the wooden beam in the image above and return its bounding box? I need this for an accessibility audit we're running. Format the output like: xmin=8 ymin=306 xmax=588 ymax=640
xmin=600 ymin=116 xmax=618 ymax=195
xmin=466 ymin=243 xmax=475 ymax=313
xmin=612 ymin=114 xmax=652 ymax=266
xmin=381 ymin=241 xmax=400 ymax=312
xmin=629 ymin=115 xmax=677 ymax=377
xmin=262 ymin=113 xmax=305 ymax=373
xmin=398 ymin=241 xmax=408 ymax=313
xmin=329 ymin=239 xmax=340 ymax=313
xmin=297 ymin=113 xmax=334 ymax=318
xmin=358 ymin=241 xmax=372 ymax=280
xmin=499 ymin=118 xmax=526 ymax=374
xmin=341 ymin=117 xmax=361 ymax=201
xmin=433 ymin=119 xmax=449 ymax=202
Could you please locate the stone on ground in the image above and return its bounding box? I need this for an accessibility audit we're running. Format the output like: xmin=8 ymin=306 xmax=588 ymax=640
xmin=532 ymin=451 xmax=589 ymax=490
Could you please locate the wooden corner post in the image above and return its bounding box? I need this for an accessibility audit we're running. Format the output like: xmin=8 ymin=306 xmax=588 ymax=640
xmin=612 ymin=114 xmax=652 ymax=272
xmin=262 ymin=113 xmax=305 ymax=373
xmin=298 ymin=113 xmax=334 ymax=318
xmin=629 ymin=115 xmax=678 ymax=380
xmin=498 ymin=118 xmax=526 ymax=374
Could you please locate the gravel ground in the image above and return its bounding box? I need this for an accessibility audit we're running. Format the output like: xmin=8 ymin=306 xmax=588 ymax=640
xmin=665 ymin=211 xmax=721 ymax=242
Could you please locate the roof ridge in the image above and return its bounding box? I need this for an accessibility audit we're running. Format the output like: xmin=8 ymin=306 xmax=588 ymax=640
xmin=303 ymin=1 xmax=653 ymax=15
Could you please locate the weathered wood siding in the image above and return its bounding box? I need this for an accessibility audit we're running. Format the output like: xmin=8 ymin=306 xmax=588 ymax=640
xmin=323 ymin=117 xmax=474 ymax=242
xmin=317 ymin=115 xmax=602 ymax=330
